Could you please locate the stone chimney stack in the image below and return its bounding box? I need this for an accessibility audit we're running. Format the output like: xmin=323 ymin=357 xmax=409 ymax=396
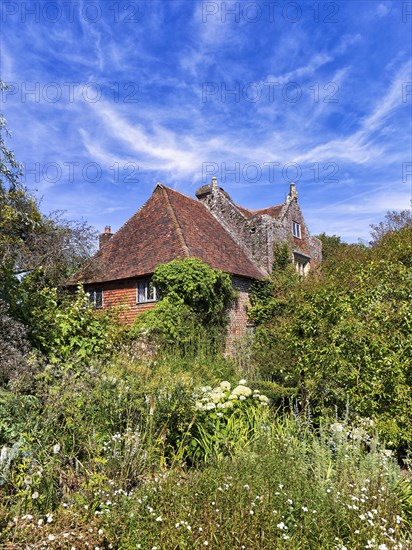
xmin=287 ymin=182 xmax=298 ymax=203
xmin=99 ymin=225 xmax=113 ymax=249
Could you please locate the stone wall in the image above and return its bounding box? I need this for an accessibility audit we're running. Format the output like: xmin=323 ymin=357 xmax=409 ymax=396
xmin=198 ymin=187 xmax=272 ymax=274
xmin=277 ymin=198 xmax=322 ymax=268
xmin=199 ymin=185 xmax=322 ymax=274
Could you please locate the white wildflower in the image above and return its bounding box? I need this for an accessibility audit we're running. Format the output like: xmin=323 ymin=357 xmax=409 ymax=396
xmin=46 ymin=513 xmax=53 ymax=523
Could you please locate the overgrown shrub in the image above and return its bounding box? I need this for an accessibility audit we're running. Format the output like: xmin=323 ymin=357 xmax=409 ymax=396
xmin=249 ymin=221 xmax=412 ymax=456
xmin=132 ymin=258 xmax=234 ymax=354
xmin=29 ymin=286 xmax=124 ymax=365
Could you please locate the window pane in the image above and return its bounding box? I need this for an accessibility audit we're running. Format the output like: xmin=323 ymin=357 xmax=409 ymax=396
xmin=95 ymin=289 xmax=103 ymax=308
xmin=147 ymin=281 xmax=155 ymax=301
xmin=292 ymin=221 xmax=301 ymax=238
xmin=137 ymin=281 xmax=145 ymax=303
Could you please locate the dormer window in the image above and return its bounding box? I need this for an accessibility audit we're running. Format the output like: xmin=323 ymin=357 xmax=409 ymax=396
xmin=292 ymin=221 xmax=301 ymax=239
xmin=137 ymin=279 xmax=158 ymax=303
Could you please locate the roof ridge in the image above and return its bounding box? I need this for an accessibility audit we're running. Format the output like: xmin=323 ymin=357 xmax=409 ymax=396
xmin=161 ymin=186 xmax=190 ymax=257
xmin=159 ymin=183 xmax=204 ymax=204
xmin=251 ymin=203 xmax=283 ymax=212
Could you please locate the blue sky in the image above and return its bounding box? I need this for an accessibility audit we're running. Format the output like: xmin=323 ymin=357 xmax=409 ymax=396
xmin=1 ymin=0 xmax=411 ymax=242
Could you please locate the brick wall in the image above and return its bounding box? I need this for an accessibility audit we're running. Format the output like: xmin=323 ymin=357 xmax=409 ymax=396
xmin=85 ymin=278 xmax=156 ymax=325
xmin=225 ymin=276 xmax=252 ymax=354
xmin=86 ymin=275 xmax=252 ymax=354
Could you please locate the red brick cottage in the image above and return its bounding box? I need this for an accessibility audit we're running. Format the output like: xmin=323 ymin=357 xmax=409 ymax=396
xmin=69 ymin=179 xmax=322 ymax=347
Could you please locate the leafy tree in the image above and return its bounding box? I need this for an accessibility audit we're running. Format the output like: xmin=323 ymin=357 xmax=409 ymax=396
xmin=316 ymin=232 xmax=345 ymax=261
xmin=152 ymin=258 xmax=233 ymax=325
xmin=1 ymin=104 xmax=41 ymax=292
xmin=370 ymin=210 xmax=412 ymax=245
xmin=248 ymin=264 xmax=301 ymax=388
xmin=1 ymin=98 xmax=97 ymax=332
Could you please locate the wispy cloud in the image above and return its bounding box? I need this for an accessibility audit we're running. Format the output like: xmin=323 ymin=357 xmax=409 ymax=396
xmin=0 ymin=0 xmax=410 ymax=242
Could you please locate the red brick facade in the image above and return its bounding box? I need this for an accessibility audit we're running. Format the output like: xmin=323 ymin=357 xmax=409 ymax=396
xmin=85 ymin=278 xmax=156 ymax=325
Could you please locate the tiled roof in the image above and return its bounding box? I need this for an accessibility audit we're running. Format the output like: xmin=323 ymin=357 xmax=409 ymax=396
xmin=236 ymin=204 xmax=284 ymax=220
xmin=69 ymin=184 xmax=265 ymax=284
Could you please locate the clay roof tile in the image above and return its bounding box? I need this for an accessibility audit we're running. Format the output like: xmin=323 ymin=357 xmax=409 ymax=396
xmin=69 ymin=184 xmax=265 ymax=284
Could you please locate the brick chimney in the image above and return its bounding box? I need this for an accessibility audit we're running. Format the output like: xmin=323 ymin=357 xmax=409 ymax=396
xmin=99 ymin=225 xmax=113 ymax=249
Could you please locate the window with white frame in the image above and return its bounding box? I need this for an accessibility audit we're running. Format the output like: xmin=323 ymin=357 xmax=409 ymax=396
xmin=292 ymin=221 xmax=301 ymax=239
xmin=87 ymin=288 xmax=103 ymax=308
xmin=137 ymin=278 xmax=158 ymax=303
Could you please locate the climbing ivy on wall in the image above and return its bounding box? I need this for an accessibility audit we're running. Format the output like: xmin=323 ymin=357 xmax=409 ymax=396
xmin=131 ymin=258 xmax=234 ymax=353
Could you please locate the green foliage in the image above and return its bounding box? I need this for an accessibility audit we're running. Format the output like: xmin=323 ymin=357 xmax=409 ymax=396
xmin=28 ymin=286 xmax=123 ymax=364
xmin=273 ymin=241 xmax=291 ymax=271
xmin=250 ymin=215 xmax=412 ymax=455
xmin=152 ymin=257 xmax=233 ymax=325
xmin=248 ymin=265 xmax=301 ymax=382
xmin=316 ymin=232 xmax=344 ymax=261
xmin=370 ymin=210 xmax=412 ymax=245
xmin=0 ymin=299 xmax=34 ymax=387
xmin=132 ymin=258 xmax=234 ymax=353
xmin=189 ymin=380 xmax=270 ymax=462
xmin=131 ymin=298 xmax=196 ymax=346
